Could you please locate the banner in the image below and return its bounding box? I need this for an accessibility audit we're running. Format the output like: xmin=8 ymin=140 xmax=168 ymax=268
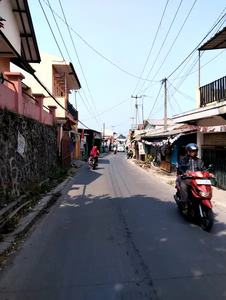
xmin=138 ymin=142 xmax=145 ymax=155
xmin=141 ymin=133 xmax=183 ymax=147
xmin=17 ymin=131 xmax=25 ymax=158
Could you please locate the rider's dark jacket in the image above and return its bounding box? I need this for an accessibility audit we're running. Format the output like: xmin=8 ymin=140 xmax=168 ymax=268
xmin=178 ymin=155 xmax=206 ymax=175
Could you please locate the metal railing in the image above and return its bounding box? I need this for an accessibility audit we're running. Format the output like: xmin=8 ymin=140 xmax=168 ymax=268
xmin=22 ymin=90 xmax=52 ymax=112
xmin=200 ymin=75 xmax=226 ymax=106
xmin=0 ymin=72 xmax=15 ymax=87
xmin=67 ymin=100 xmax=78 ymax=120
xmin=22 ymin=90 xmax=38 ymax=103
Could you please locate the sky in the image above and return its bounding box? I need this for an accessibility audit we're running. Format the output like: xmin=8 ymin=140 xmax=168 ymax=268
xmin=28 ymin=0 xmax=226 ymax=135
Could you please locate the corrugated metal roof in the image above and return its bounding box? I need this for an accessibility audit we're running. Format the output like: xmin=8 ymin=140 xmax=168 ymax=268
xmin=199 ymin=26 xmax=226 ymax=51
xmin=142 ymin=126 xmax=193 ymax=139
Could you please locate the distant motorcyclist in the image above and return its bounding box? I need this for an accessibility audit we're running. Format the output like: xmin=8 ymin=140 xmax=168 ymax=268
xmin=178 ymin=143 xmax=206 ymax=213
xmin=90 ymin=146 xmax=99 ymax=165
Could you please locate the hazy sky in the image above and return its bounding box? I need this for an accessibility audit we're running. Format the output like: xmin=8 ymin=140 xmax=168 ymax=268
xmin=28 ymin=0 xmax=226 ymax=135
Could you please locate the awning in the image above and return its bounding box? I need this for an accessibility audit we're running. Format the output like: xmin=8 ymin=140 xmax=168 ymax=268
xmin=0 ymin=31 xmax=36 ymax=74
xmin=143 ymin=127 xmax=192 ymax=139
xmin=53 ymin=62 xmax=81 ymax=90
xmin=199 ymin=26 xmax=226 ymax=51
xmin=0 ymin=0 xmax=40 ymax=63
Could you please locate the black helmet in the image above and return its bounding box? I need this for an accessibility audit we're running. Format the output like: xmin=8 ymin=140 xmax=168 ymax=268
xmin=185 ymin=143 xmax=198 ymax=152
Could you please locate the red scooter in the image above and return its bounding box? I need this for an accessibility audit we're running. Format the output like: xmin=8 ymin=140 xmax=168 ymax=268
xmin=174 ymin=167 xmax=215 ymax=232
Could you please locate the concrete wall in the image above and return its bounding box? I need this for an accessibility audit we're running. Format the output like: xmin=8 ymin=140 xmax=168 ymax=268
xmin=0 ymin=0 xmax=21 ymax=54
xmin=44 ymin=97 xmax=66 ymax=118
xmin=0 ymin=108 xmax=57 ymax=205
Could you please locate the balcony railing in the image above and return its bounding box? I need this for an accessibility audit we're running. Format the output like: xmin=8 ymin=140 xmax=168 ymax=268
xmin=200 ymin=75 xmax=226 ymax=106
xmin=67 ymin=101 xmax=78 ymax=120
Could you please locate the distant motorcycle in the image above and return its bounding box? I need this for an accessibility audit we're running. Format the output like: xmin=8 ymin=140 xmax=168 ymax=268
xmin=174 ymin=166 xmax=215 ymax=232
xmin=89 ymin=157 xmax=97 ymax=170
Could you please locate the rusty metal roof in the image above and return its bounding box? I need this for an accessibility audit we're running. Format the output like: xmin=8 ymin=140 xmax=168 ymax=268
xmin=199 ymin=26 xmax=226 ymax=51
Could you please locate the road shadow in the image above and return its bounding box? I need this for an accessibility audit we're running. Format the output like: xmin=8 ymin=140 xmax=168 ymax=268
xmin=57 ymin=192 xmax=226 ymax=299
xmin=99 ymin=159 xmax=110 ymax=165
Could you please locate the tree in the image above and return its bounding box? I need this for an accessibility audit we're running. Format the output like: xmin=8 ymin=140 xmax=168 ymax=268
xmin=118 ymin=134 xmax=126 ymax=139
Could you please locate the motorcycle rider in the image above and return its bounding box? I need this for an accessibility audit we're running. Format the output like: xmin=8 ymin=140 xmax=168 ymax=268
xmin=90 ymin=146 xmax=99 ymax=165
xmin=178 ymin=143 xmax=206 ymax=213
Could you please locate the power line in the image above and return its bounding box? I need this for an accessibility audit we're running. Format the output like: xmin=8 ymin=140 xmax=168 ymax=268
xmin=138 ymin=0 xmax=184 ymax=94
xmin=168 ymin=97 xmax=176 ymax=116
xmin=168 ymin=84 xmax=182 ymax=113
xmin=58 ymin=0 xmax=102 ymax=127
xmin=167 ymin=10 xmax=226 ymax=78
xmin=32 ymin=70 xmax=90 ymax=129
xmin=46 ymin=0 xmax=72 ymax=62
xmin=168 ymin=80 xmax=196 ymax=102
xmin=170 ymin=9 xmax=226 ymax=82
xmin=147 ymin=83 xmax=163 ymax=120
xmin=132 ymin=0 xmax=170 ymax=95
xmin=150 ymin=0 xmax=197 ymax=83
xmin=43 ymin=0 xmax=101 ymax=127
xmin=37 ymin=0 xmax=90 ymax=129
xmin=83 ymin=97 xmax=131 ymax=121
xmin=42 ymin=0 xmax=159 ymax=83
xmin=172 ymin=49 xmax=226 ymax=81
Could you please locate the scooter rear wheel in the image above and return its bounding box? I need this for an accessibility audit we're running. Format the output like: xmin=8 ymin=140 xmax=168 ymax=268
xmin=200 ymin=207 xmax=214 ymax=232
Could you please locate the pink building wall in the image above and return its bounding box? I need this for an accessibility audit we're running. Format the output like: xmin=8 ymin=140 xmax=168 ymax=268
xmin=0 ymin=72 xmax=56 ymax=126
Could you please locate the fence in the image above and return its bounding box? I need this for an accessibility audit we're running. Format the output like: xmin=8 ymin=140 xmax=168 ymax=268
xmin=202 ymin=147 xmax=226 ymax=190
xmin=200 ymin=75 xmax=226 ymax=106
xmin=0 ymin=72 xmax=56 ymax=126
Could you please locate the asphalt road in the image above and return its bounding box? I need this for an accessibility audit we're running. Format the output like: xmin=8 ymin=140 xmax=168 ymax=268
xmin=1 ymin=153 xmax=226 ymax=300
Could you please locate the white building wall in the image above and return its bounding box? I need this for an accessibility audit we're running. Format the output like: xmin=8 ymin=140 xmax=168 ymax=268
xmin=1 ymin=0 xmax=21 ymax=54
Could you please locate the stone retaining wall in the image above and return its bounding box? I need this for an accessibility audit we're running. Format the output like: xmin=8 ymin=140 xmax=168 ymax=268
xmin=0 ymin=109 xmax=57 ymax=205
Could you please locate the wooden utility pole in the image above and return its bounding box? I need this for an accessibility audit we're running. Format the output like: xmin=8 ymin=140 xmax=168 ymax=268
xmin=131 ymin=95 xmax=142 ymax=129
xmin=198 ymin=50 xmax=201 ymax=87
xmin=103 ymin=122 xmax=105 ymax=139
xmin=164 ymin=78 xmax=167 ymax=131
xmin=130 ymin=117 xmax=135 ymax=130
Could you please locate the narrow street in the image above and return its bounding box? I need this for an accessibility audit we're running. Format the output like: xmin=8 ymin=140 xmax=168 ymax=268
xmin=1 ymin=154 xmax=226 ymax=300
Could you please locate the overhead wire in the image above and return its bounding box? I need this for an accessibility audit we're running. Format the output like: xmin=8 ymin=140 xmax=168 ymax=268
xmin=37 ymin=0 xmax=90 ymax=129
xmin=168 ymin=84 xmax=182 ymax=113
xmin=137 ymin=0 xmax=184 ymax=94
xmin=167 ymin=10 xmax=226 ymax=78
xmin=83 ymin=97 xmax=131 ymax=121
xmin=171 ymin=8 xmax=226 ymax=82
xmin=147 ymin=83 xmax=163 ymax=120
xmin=132 ymin=0 xmax=170 ymax=95
xmin=168 ymin=80 xmax=196 ymax=102
xmin=42 ymin=0 xmax=159 ymax=83
xmin=168 ymin=97 xmax=176 ymax=116
xmin=58 ymin=0 xmax=102 ymax=127
xmin=171 ymin=49 xmax=226 ymax=81
xmin=149 ymin=0 xmax=197 ymax=84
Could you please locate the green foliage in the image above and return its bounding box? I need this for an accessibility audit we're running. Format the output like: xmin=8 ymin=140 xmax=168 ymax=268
xmin=146 ymin=155 xmax=153 ymax=163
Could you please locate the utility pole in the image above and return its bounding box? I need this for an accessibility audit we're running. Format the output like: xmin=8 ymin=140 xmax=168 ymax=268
xmin=103 ymin=122 xmax=105 ymax=139
xmin=131 ymin=95 xmax=142 ymax=129
xmin=164 ymin=78 xmax=167 ymax=131
xmin=198 ymin=50 xmax=201 ymax=87
xmin=130 ymin=117 xmax=135 ymax=130
xmin=74 ymin=91 xmax=77 ymax=110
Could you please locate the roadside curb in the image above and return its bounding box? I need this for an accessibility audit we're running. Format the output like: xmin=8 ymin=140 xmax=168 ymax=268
xmin=0 ymin=176 xmax=73 ymax=265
